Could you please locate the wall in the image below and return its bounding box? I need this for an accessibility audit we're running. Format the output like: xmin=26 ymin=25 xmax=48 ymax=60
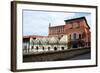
xmin=0 ymin=0 xmax=99 ymax=73
xmin=23 ymin=48 xmax=90 ymax=62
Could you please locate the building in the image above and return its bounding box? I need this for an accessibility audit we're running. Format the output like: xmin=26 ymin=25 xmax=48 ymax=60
xmin=23 ymin=17 xmax=91 ymax=54
xmin=49 ymin=17 xmax=91 ymax=48
xmin=23 ymin=35 xmax=68 ymax=54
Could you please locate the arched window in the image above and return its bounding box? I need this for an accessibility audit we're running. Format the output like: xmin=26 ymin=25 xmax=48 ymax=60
xmin=79 ymin=34 xmax=81 ymax=39
xmin=61 ymin=47 xmax=64 ymax=50
xmin=54 ymin=47 xmax=57 ymax=51
xmin=42 ymin=47 xmax=44 ymax=50
xmin=73 ymin=33 xmax=76 ymax=39
xmin=36 ymin=46 xmax=39 ymax=50
xmin=48 ymin=47 xmax=50 ymax=50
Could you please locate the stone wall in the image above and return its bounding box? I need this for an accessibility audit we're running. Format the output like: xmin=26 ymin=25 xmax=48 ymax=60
xmin=23 ymin=47 xmax=90 ymax=62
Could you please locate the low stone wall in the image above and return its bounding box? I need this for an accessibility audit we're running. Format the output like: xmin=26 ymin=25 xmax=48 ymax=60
xmin=23 ymin=47 xmax=91 ymax=62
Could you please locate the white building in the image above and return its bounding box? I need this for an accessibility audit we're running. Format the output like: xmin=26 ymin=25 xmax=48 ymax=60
xmin=23 ymin=35 xmax=68 ymax=54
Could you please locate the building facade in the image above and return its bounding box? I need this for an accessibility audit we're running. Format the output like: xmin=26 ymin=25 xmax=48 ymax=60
xmin=49 ymin=17 xmax=91 ymax=48
xmin=23 ymin=35 xmax=68 ymax=54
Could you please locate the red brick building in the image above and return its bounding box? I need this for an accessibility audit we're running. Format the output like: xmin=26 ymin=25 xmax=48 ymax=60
xmin=48 ymin=17 xmax=91 ymax=48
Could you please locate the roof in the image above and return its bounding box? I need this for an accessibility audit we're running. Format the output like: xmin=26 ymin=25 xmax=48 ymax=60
xmin=49 ymin=24 xmax=64 ymax=28
xmin=64 ymin=17 xmax=90 ymax=29
xmin=49 ymin=37 xmax=59 ymax=44
xmin=23 ymin=35 xmax=48 ymax=39
xmin=59 ymin=35 xmax=68 ymax=44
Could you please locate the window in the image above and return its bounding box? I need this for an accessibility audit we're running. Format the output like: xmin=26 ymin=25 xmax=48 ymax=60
xmin=69 ymin=34 xmax=71 ymax=40
xmin=61 ymin=47 xmax=64 ymax=50
xmin=42 ymin=47 xmax=45 ymax=50
xmin=73 ymin=33 xmax=76 ymax=39
xmin=48 ymin=47 xmax=50 ymax=50
xmin=33 ymin=38 xmax=36 ymax=40
xmin=77 ymin=21 xmax=80 ymax=28
xmin=31 ymin=46 xmax=34 ymax=49
xmin=54 ymin=47 xmax=57 ymax=51
xmin=77 ymin=24 xmax=80 ymax=28
xmin=82 ymin=32 xmax=86 ymax=38
xmin=36 ymin=46 xmax=39 ymax=50
xmin=79 ymin=34 xmax=81 ymax=39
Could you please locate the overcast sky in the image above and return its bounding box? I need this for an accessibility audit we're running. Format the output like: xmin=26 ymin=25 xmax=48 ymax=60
xmin=23 ymin=10 xmax=91 ymax=36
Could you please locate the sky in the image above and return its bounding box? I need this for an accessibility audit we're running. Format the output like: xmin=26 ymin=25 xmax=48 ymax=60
xmin=23 ymin=10 xmax=91 ymax=36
